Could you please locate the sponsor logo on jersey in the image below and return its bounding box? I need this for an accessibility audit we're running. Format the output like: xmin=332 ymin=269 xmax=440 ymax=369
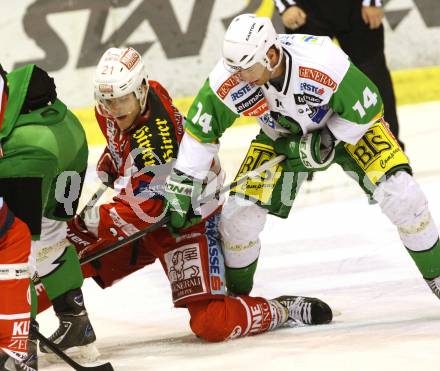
xmin=216 ymin=74 xmax=241 ymax=99
xmin=294 ymin=93 xmax=324 ymax=105
xmin=235 ymin=89 xmax=264 ymax=113
xmin=231 ymin=84 xmax=252 ymax=101
xmin=299 ymin=66 xmax=337 ymax=91
xmin=304 ymin=93 xmax=323 ymax=104
xmin=308 ymin=106 xmax=329 ymax=124
xmin=119 ymin=47 xmax=140 ymax=70
xmin=234 ymin=88 xmax=268 ymax=116
xmin=134 ymin=180 xmax=162 ymax=198
xmin=205 ymin=214 xmax=225 ymax=295
xmin=9 ymin=319 xmax=30 ymax=352
xmin=294 ymin=94 xmax=306 ymax=105
xmin=258 ymin=111 xmax=276 ymax=129
xmin=132 ymin=117 xmax=176 ymax=167
xmin=165 ymin=243 xmax=206 ymax=303
xmin=244 ymin=99 xmax=268 ymax=116
xmin=302 ymin=35 xmax=323 ymax=44
xmin=12 ymin=320 xmax=29 ymax=337
xmin=300 ymin=82 xmax=324 ymax=95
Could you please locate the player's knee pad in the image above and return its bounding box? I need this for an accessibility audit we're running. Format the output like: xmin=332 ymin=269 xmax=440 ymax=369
xmin=373 ymin=171 xmax=438 ymax=250
xmin=219 ymin=197 xmax=267 ymax=268
xmin=373 ymin=171 xmax=427 ymax=226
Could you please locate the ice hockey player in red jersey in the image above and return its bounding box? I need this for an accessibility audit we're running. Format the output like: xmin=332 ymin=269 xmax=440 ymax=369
xmin=67 ymin=47 xmax=333 ymax=342
xmin=0 ymin=197 xmax=31 ymax=370
xmin=0 ymin=197 xmax=32 ymax=370
xmin=0 ymin=65 xmax=33 ymax=371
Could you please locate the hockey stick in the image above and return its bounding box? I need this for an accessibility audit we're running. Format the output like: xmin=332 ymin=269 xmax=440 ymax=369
xmin=79 ymin=215 xmax=169 ymax=265
xmin=79 ymin=155 xmax=286 ymax=265
xmin=79 ymin=183 xmax=108 ymax=219
xmin=30 ymin=324 xmax=114 ymax=371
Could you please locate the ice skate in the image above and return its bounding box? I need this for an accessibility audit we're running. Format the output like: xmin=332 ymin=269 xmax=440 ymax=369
xmin=39 ymin=290 xmax=98 ymax=362
xmin=273 ymin=295 xmax=333 ymax=325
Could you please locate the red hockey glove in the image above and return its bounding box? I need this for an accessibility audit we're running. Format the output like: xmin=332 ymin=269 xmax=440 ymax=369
xmin=66 ymin=215 xmax=98 ymax=257
xmin=97 ymin=148 xmax=118 ymax=188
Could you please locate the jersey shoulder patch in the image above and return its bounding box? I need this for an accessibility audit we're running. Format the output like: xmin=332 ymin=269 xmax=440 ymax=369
xmin=287 ymin=34 xmax=350 ymax=89
xmin=208 ymin=60 xmax=269 ymax=117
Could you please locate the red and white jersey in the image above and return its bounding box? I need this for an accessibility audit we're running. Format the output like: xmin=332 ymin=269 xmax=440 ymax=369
xmin=94 ymin=80 xmax=186 ymax=240
xmin=0 ymin=197 xmax=13 ymax=239
xmin=0 ymin=197 xmax=31 ymax=358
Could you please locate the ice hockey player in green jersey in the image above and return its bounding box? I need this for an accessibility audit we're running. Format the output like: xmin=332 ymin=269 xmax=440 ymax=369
xmin=0 ymin=64 xmax=97 ymax=370
xmin=165 ymin=14 xmax=440 ymax=306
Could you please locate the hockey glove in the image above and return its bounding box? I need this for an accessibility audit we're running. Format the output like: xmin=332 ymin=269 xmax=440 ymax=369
xmin=164 ymin=169 xmax=203 ymax=231
xmin=274 ymin=127 xmax=336 ymax=173
xmin=66 ymin=215 xmax=98 ymax=257
xmin=96 ymin=148 xmax=118 ymax=188
xmin=270 ymin=111 xmax=303 ymax=135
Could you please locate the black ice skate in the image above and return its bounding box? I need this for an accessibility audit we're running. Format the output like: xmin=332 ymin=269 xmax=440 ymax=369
xmin=14 ymin=319 xmax=38 ymax=371
xmin=0 ymin=330 xmax=37 ymax=371
xmin=39 ymin=289 xmax=98 ymax=362
xmin=273 ymin=296 xmax=333 ymax=325
xmin=0 ymin=350 xmax=9 ymax=371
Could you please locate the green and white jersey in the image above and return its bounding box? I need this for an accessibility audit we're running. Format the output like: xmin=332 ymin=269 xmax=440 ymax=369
xmin=0 ymin=65 xmax=89 ymax=236
xmin=177 ymin=34 xmax=383 ymax=178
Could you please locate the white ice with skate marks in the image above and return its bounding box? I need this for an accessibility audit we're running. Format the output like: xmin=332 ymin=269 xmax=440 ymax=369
xmin=38 ymin=101 xmax=440 ymax=371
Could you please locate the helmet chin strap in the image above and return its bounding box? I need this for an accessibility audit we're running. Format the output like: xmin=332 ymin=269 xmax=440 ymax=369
xmin=266 ymin=46 xmax=284 ymax=75
xmin=122 ymin=85 xmax=149 ymax=133
xmin=122 ymin=97 xmax=150 ymax=134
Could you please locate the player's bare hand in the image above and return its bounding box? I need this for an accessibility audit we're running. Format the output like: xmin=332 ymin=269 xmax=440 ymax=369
xmin=361 ymin=6 xmax=384 ymax=29
xmin=281 ymin=6 xmax=307 ymax=30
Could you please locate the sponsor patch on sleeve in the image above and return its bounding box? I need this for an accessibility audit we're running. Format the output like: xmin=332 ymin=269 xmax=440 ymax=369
xmin=216 ymin=74 xmax=241 ymax=99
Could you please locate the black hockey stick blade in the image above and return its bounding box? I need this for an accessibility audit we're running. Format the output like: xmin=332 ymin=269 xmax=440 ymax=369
xmin=31 ymin=326 xmax=114 ymax=371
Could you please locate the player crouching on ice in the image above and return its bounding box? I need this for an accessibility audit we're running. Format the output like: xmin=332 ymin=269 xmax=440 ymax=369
xmin=66 ymin=47 xmax=332 ymax=342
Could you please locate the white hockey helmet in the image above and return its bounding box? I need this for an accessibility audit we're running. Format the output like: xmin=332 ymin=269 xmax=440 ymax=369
xmin=223 ymin=14 xmax=282 ymax=71
xmin=94 ymin=47 xmax=149 ymax=117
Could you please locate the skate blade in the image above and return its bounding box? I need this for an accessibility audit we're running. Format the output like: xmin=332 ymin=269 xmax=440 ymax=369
xmin=285 ymin=309 xmax=342 ymax=327
xmin=43 ymin=343 xmax=100 ymax=364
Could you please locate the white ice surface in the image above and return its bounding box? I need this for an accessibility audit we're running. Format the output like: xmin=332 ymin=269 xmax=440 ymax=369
xmin=38 ymin=101 xmax=440 ymax=371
